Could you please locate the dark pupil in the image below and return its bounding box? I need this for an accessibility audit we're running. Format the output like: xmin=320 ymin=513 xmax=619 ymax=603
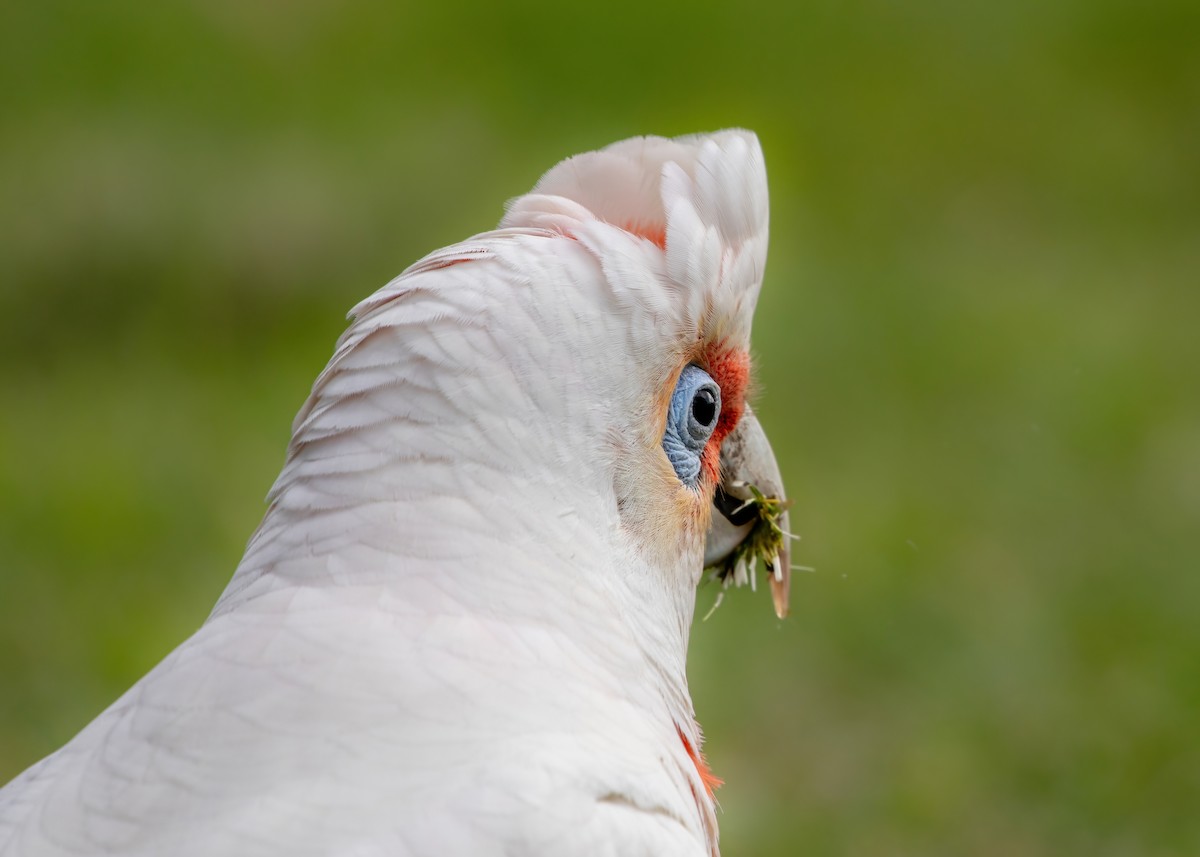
xmin=691 ymin=388 xmax=717 ymax=428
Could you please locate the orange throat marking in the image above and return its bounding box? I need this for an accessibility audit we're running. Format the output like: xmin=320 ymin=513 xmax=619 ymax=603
xmin=622 ymin=220 xmax=667 ymax=249
xmin=676 ymin=724 xmax=723 ymax=798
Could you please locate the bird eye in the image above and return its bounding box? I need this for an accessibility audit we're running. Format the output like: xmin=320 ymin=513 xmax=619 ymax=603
xmin=691 ymin=388 xmax=717 ymax=429
xmin=662 ymin=365 xmax=722 ymax=487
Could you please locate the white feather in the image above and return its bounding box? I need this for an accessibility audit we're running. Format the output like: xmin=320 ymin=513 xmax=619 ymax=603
xmin=0 ymin=130 xmax=772 ymax=857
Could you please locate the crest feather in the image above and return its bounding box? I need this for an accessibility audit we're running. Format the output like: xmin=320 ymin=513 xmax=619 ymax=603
xmin=502 ymin=129 xmax=770 ymax=348
xmin=503 ymin=129 xmax=766 ymax=247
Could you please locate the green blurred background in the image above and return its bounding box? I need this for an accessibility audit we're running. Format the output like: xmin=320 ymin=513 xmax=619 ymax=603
xmin=2 ymin=1 xmax=1197 ymax=853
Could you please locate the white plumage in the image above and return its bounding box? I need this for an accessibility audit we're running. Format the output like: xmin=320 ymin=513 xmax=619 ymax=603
xmin=0 ymin=130 xmax=785 ymax=857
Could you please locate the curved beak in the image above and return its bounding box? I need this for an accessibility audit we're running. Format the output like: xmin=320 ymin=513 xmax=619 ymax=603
xmin=703 ymin=406 xmax=791 ymax=618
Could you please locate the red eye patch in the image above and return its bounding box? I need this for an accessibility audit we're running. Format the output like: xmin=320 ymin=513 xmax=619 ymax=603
xmin=699 ymin=344 xmax=750 ymax=484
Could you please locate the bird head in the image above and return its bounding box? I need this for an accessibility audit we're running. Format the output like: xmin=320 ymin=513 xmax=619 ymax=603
xmin=227 ymin=129 xmax=788 ymax=654
xmin=499 ymin=130 xmax=790 ymax=621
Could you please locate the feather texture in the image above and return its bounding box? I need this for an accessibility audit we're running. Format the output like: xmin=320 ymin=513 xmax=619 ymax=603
xmin=0 ymin=130 xmax=771 ymax=857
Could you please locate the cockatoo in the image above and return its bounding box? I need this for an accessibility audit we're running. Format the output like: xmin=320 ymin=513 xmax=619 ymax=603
xmin=0 ymin=129 xmax=790 ymax=857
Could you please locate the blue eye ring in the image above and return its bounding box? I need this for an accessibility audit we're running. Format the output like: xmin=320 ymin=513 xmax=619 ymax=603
xmin=662 ymin=365 xmax=722 ymax=487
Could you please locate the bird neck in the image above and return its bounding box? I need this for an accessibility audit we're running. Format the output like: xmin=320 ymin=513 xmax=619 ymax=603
xmin=217 ymin=447 xmax=700 ymax=717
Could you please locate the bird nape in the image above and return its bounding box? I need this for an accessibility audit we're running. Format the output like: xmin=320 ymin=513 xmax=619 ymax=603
xmin=0 ymin=130 xmax=789 ymax=857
